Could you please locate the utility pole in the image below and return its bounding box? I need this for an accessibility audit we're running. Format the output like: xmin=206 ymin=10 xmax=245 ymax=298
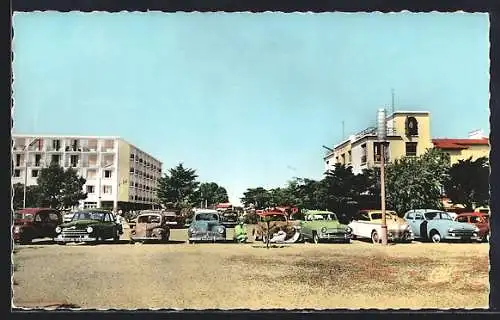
xmin=377 ymin=108 xmax=388 ymax=245
xmin=391 ymin=88 xmax=395 ymax=133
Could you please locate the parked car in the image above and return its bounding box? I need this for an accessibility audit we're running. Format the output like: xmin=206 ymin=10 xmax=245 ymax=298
xmin=12 ymin=208 xmax=62 ymax=244
xmin=130 ymin=211 xmax=171 ymax=243
xmin=348 ymin=209 xmax=413 ymax=244
xmin=455 ymin=212 xmax=490 ymax=242
xmin=187 ymin=210 xmax=226 ymax=243
xmin=54 ymin=209 xmax=123 ymax=245
xmin=474 ymin=206 xmax=490 ymax=215
xmin=220 ymin=210 xmax=239 ymax=227
xmin=299 ymin=210 xmax=352 ymax=243
xmin=252 ymin=210 xmax=302 ymax=244
xmin=404 ymin=209 xmax=480 ymax=243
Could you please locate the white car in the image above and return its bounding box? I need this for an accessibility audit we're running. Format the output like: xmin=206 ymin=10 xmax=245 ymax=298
xmin=348 ymin=209 xmax=413 ymax=243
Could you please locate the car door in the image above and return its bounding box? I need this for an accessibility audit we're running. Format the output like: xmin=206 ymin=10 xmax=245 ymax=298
xmin=102 ymin=213 xmax=115 ymax=239
xmin=417 ymin=212 xmax=429 ymax=239
xmin=46 ymin=211 xmax=61 ymax=237
xmin=32 ymin=211 xmax=49 ymax=238
xmin=406 ymin=211 xmax=418 ymax=236
xmin=301 ymin=215 xmax=312 ymax=238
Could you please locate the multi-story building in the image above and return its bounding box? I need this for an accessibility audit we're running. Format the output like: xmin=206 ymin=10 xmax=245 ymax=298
xmin=324 ymin=111 xmax=433 ymax=174
xmin=11 ymin=134 xmax=163 ymax=211
xmin=432 ymin=129 xmax=489 ymax=165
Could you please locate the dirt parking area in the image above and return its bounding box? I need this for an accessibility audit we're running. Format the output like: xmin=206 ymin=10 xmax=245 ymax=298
xmin=12 ymin=228 xmax=489 ymax=310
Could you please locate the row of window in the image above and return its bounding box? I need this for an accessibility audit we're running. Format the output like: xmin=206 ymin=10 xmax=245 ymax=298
xmin=330 ymin=142 xmax=418 ymax=166
xmin=129 ymin=182 xmax=155 ymax=190
xmin=129 ymin=195 xmax=156 ymax=202
xmin=86 ymin=185 xmax=113 ymax=194
xmin=130 ymin=154 xmax=161 ymax=172
xmin=129 ymin=168 xmax=158 ymax=180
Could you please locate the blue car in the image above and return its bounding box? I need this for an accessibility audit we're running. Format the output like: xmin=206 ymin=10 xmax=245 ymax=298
xmin=403 ymin=209 xmax=480 ymax=243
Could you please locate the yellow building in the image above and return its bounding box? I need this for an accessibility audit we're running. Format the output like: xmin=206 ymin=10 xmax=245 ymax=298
xmin=324 ymin=111 xmax=433 ymax=174
xmin=431 ymin=137 xmax=489 ymax=165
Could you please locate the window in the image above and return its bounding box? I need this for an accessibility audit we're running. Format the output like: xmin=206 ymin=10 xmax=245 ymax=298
xmin=70 ymin=155 xmax=79 ymax=167
xmin=470 ymin=216 xmax=483 ymax=223
xmin=103 ymin=185 xmax=112 ymax=194
xmin=457 ymin=216 xmax=468 ymax=223
xmin=86 ymin=185 xmax=95 ymax=194
xmin=31 ymin=170 xmax=39 ymax=178
xmin=361 ymin=144 xmax=367 ymax=164
xmin=415 ymin=213 xmax=423 ymax=220
xmin=406 ymin=142 xmax=417 ymax=157
xmin=52 ymin=139 xmax=61 ymax=151
xmin=104 ymin=214 xmax=112 ymax=222
xmin=130 ymin=168 xmax=135 ymax=173
xmin=48 ymin=213 xmax=59 ymax=222
xmin=16 ymin=154 xmax=20 ymax=167
xmin=347 ymin=151 xmax=352 ymax=164
xmin=35 ymin=154 xmax=41 ymax=166
xmin=130 ymin=154 xmax=135 ymax=160
xmin=405 ymin=117 xmax=419 ymax=136
xmin=341 ymin=153 xmax=345 ymax=164
xmin=104 ymin=170 xmax=112 ymax=178
xmin=407 ymin=212 xmax=415 ymax=220
xmin=14 ymin=169 xmax=20 ymax=177
xmin=358 ymin=212 xmax=370 ymax=221
xmin=51 ymin=154 xmax=60 ymax=164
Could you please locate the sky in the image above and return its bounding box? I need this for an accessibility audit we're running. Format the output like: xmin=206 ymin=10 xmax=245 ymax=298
xmin=12 ymin=12 xmax=490 ymax=205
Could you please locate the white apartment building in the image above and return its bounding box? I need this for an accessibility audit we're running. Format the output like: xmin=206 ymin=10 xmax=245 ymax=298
xmin=11 ymin=134 xmax=163 ymax=211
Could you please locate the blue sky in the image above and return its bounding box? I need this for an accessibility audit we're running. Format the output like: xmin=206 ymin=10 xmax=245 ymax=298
xmin=12 ymin=12 xmax=490 ymax=205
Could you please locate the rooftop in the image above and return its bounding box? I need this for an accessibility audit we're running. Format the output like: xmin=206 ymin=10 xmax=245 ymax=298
xmin=432 ymin=138 xmax=489 ymax=150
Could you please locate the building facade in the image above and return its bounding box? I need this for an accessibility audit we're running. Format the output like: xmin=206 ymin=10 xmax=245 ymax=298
xmin=432 ymin=137 xmax=489 ymax=164
xmin=324 ymin=111 xmax=433 ymax=174
xmin=11 ymin=134 xmax=163 ymax=211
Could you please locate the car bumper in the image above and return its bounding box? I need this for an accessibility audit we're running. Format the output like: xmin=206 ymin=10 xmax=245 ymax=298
xmin=189 ymin=234 xmax=226 ymax=242
xmin=388 ymin=231 xmax=414 ymax=241
xmin=318 ymin=233 xmax=351 ymax=240
xmin=55 ymin=236 xmax=97 ymax=242
xmin=445 ymin=235 xmax=480 ymax=241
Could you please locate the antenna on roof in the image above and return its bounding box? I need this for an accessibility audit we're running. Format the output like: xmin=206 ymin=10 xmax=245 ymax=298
xmin=391 ymin=88 xmax=395 ymax=133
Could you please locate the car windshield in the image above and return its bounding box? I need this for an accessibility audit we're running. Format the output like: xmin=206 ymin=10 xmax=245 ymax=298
xmin=138 ymin=215 xmax=161 ymax=223
xmin=371 ymin=213 xmax=382 ymax=220
xmin=14 ymin=212 xmax=34 ymax=220
xmin=195 ymin=213 xmax=219 ymax=221
xmin=73 ymin=211 xmax=105 ymax=221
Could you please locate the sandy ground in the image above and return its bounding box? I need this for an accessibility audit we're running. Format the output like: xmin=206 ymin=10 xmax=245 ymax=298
xmin=12 ymin=226 xmax=490 ymax=310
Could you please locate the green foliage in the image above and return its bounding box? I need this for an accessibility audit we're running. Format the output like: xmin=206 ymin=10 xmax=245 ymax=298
xmin=443 ymin=156 xmax=489 ymax=210
xmin=36 ymin=163 xmax=87 ymax=209
xmin=156 ymin=163 xmax=200 ymax=209
xmin=12 ymin=183 xmax=41 ymax=209
xmin=191 ymin=182 xmax=229 ymax=207
xmin=385 ymin=148 xmax=450 ymax=215
xmin=241 ymin=187 xmax=271 ymax=209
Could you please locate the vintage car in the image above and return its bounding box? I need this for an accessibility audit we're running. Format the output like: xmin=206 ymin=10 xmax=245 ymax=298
xmin=300 ymin=210 xmax=352 ymax=243
xmin=348 ymin=209 xmax=413 ymax=244
xmin=187 ymin=210 xmax=227 ymax=243
xmin=252 ymin=210 xmax=302 ymax=244
xmin=55 ymin=209 xmax=123 ymax=244
xmin=455 ymin=212 xmax=490 ymax=242
xmin=13 ymin=208 xmax=62 ymax=244
xmin=404 ymin=209 xmax=480 ymax=243
xmin=130 ymin=211 xmax=171 ymax=243
xmin=220 ymin=210 xmax=239 ymax=227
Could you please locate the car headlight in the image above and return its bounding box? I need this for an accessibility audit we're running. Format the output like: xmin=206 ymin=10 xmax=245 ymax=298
xmin=474 ymin=226 xmax=480 ymax=232
xmin=345 ymin=226 xmax=352 ymax=233
xmin=14 ymin=226 xmax=21 ymax=233
xmin=321 ymin=227 xmax=327 ymax=233
xmin=217 ymin=226 xmax=225 ymax=234
xmin=86 ymin=226 xmax=93 ymax=233
xmin=448 ymin=228 xmax=454 ymax=233
xmin=188 ymin=227 xmax=195 ymax=233
xmin=55 ymin=226 xmax=62 ymax=234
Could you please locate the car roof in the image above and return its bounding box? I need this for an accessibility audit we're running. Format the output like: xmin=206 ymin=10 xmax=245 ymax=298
xmin=75 ymin=208 xmax=112 ymax=213
xmin=305 ymin=210 xmax=334 ymax=215
xmin=456 ymin=212 xmax=487 ymax=217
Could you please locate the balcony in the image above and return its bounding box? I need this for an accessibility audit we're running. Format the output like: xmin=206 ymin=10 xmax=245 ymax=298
xmin=101 ymin=161 xmax=114 ymax=168
xmin=65 ymin=146 xmax=82 ymax=153
xmin=46 ymin=146 xmax=63 ymax=152
xmin=81 ymin=146 xmax=98 ymax=153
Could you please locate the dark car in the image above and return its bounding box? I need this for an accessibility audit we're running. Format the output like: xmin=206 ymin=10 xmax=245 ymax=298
xmin=456 ymin=212 xmax=490 ymax=242
xmin=54 ymin=209 xmax=123 ymax=244
xmin=12 ymin=208 xmax=62 ymax=244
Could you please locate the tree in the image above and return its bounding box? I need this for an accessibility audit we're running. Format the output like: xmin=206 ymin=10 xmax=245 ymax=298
xmin=12 ymin=183 xmax=41 ymax=209
xmin=36 ymin=163 xmax=87 ymax=209
xmin=192 ymin=182 xmax=229 ymax=207
xmin=443 ymin=156 xmax=489 ymax=210
xmin=241 ymin=187 xmax=271 ymax=209
xmin=385 ymin=149 xmax=450 ymax=215
xmin=156 ymin=163 xmax=200 ymax=209
xmin=322 ymin=164 xmax=359 ymax=213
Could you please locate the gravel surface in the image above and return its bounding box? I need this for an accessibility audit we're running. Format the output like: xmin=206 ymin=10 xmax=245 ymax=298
xmin=12 ymin=228 xmax=489 ymax=310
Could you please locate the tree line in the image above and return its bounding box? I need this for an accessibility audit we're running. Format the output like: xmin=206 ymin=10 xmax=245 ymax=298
xmin=240 ymin=149 xmax=489 ymax=219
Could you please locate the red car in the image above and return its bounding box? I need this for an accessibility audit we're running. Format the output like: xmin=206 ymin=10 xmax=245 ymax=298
xmin=12 ymin=208 xmax=62 ymax=244
xmin=455 ymin=212 xmax=490 ymax=242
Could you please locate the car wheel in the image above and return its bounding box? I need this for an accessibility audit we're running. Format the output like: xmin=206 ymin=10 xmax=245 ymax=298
xmin=313 ymin=232 xmax=320 ymax=244
xmin=371 ymin=230 xmax=379 ymax=244
xmin=94 ymin=233 xmax=101 ymax=245
xmin=430 ymin=231 xmax=441 ymax=243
